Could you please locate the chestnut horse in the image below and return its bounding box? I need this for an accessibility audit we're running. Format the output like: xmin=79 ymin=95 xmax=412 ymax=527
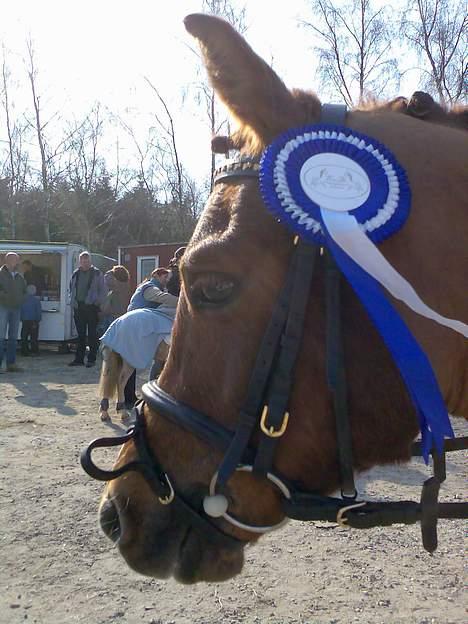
xmin=88 ymin=15 xmax=467 ymax=583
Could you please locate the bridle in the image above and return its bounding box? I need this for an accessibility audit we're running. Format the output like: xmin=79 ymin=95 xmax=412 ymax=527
xmin=81 ymin=105 xmax=468 ymax=553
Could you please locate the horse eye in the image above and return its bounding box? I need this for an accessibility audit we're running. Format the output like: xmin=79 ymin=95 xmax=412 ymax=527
xmin=189 ymin=274 xmax=236 ymax=308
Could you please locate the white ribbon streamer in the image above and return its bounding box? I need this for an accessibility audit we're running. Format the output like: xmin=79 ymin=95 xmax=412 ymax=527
xmin=320 ymin=209 xmax=468 ymax=339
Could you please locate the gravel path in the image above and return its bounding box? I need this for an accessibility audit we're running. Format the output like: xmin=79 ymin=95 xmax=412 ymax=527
xmin=0 ymin=350 xmax=466 ymax=624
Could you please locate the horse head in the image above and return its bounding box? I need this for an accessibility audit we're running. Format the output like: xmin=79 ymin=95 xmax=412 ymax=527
xmin=92 ymin=14 xmax=467 ymax=583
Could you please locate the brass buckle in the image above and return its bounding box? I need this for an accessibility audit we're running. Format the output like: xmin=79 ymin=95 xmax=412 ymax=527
xmin=336 ymin=501 xmax=366 ymax=527
xmin=260 ymin=406 xmax=289 ymax=438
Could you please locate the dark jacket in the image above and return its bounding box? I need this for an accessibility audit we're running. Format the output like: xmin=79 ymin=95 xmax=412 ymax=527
xmin=69 ymin=266 xmax=107 ymax=309
xmin=21 ymin=295 xmax=42 ymax=322
xmin=0 ymin=265 xmax=27 ymax=309
xmin=166 ymin=266 xmax=181 ymax=296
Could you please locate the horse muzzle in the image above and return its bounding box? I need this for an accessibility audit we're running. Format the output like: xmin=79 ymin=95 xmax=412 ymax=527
xmin=98 ymin=478 xmax=245 ymax=583
xmin=82 ymin=410 xmax=247 ymax=582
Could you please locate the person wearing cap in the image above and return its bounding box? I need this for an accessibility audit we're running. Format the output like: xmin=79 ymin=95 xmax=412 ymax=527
xmin=127 ymin=268 xmax=178 ymax=313
xmin=166 ymin=247 xmax=186 ymax=297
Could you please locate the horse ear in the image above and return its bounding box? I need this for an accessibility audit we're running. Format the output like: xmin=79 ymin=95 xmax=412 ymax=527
xmin=184 ymin=13 xmax=306 ymax=146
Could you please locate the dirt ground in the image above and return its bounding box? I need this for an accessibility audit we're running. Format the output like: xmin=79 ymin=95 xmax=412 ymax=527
xmin=0 ymin=348 xmax=466 ymax=624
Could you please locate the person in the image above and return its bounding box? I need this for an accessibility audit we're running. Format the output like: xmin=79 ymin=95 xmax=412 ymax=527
xmin=21 ymin=259 xmax=47 ymax=297
xmin=99 ymin=264 xmax=136 ymax=407
xmin=99 ymin=301 xmax=176 ymax=419
xmin=68 ymin=251 xmax=107 ymax=368
xmin=20 ymin=284 xmax=42 ymax=355
xmin=99 ymin=265 xmax=131 ymax=334
xmin=127 ymin=267 xmax=178 ymax=314
xmin=166 ymin=246 xmax=186 ymax=297
xmin=0 ymin=252 xmax=27 ymax=372
xmin=100 ymin=306 xmax=175 ymax=384
xmin=125 ymin=267 xmax=179 ymax=385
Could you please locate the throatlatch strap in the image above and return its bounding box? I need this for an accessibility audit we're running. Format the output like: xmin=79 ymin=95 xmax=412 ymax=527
xmin=281 ymin=437 xmax=468 ymax=553
xmin=319 ymin=103 xmax=357 ymax=497
xmin=253 ymin=241 xmax=318 ymax=475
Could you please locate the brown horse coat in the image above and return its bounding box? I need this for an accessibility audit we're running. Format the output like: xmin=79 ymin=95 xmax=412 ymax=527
xmin=98 ymin=14 xmax=467 ymax=583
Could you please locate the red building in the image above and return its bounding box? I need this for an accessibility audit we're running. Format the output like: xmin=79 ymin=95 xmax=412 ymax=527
xmin=118 ymin=242 xmax=187 ymax=292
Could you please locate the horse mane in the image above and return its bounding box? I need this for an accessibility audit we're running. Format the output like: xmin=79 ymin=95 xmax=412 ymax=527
xmin=358 ymin=91 xmax=468 ymax=131
xmin=211 ymin=91 xmax=467 ymax=156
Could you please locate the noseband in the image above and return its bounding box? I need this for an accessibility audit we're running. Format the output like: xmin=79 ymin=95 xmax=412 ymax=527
xmin=81 ymin=105 xmax=468 ymax=552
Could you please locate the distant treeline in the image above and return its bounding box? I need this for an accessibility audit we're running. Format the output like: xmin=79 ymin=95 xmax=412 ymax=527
xmin=0 ymin=177 xmax=201 ymax=258
xmin=1 ymin=0 xmax=465 ymax=257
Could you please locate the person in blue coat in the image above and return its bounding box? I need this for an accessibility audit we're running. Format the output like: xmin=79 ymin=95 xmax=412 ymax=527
xmin=20 ymin=284 xmax=42 ymax=355
xmin=121 ymin=268 xmax=178 ymax=404
xmin=127 ymin=268 xmax=177 ymax=312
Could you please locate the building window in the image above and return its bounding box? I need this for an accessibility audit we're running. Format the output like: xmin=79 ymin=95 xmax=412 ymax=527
xmin=137 ymin=255 xmax=159 ymax=283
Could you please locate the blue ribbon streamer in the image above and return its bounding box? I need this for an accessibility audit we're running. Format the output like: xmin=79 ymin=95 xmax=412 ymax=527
xmin=321 ymin=219 xmax=454 ymax=461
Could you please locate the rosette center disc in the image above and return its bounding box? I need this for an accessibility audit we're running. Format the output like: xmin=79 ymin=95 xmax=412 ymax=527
xmin=299 ymin=153 xmax=371 ymax=212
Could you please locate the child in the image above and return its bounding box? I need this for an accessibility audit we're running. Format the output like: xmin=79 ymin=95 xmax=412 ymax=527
xmin=20 ymin=284 xmax=42 ymax=355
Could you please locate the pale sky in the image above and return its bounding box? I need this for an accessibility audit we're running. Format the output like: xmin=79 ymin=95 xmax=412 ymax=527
xmin=1 ymin=0 xmax=417 ymax=183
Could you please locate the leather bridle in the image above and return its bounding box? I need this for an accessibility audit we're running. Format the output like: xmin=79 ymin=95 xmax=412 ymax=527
xmin=81 ymin=105 xmax=468 ymax=553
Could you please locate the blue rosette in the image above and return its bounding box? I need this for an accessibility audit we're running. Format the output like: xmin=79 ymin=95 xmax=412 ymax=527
xmin=260 ymin=124 xmax=411 ymax=245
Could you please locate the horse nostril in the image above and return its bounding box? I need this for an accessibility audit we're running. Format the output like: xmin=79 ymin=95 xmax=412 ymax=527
xmin=100 ymin=498 xmax=121 ymax=543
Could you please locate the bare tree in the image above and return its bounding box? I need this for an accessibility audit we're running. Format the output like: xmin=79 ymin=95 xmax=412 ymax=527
xmin=193 ymin=1 xmax=247 ymax=187
xmin=1 ymin=46 xmax=30 ymax=238
xmin=116 ymin=81 xmax=201 ymax=238
xmin=2 ymin=50 xmax=16 ymax=202
xmin=144 ymin=79 xmax=184 ymax=208
xmin=144 ymin=78 xmax=202 ymax=232
xmin=301 ymin=0 xmax=400 ymax=106
xmin=63 ymin=105 xmax=117 ymax=249
xmin=66 ymin=108 xmax=102 ymax=193
xmin=402 ymin=0 xmax=467 ymax=104
xmin=26 ymin=38 xmax=53 ymax=241
xmin=25 ymin=39 xmax=75 ymax=241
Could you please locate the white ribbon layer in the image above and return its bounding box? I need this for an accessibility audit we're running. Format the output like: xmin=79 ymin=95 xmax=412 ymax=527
xmin=321 ymin=209 xmax=468 ymax=339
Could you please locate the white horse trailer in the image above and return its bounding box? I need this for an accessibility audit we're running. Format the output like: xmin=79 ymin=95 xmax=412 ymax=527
xmin=0 ymin=241 xmax=115 ymax=346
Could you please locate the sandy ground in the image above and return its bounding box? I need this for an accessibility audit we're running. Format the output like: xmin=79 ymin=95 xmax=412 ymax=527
xmin=0 ymin=348 xmax=466 ymax=624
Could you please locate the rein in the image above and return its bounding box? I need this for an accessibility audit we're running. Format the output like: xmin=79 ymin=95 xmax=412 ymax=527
xmin=81 ymin=104 xmax=468 ymax=553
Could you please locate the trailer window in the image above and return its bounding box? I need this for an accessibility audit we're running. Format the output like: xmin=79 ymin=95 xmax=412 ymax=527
xmin=18 ymin=253 xmax=62 ymax=302
xmin=137 ymin=255 xmax=159 ymax=283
